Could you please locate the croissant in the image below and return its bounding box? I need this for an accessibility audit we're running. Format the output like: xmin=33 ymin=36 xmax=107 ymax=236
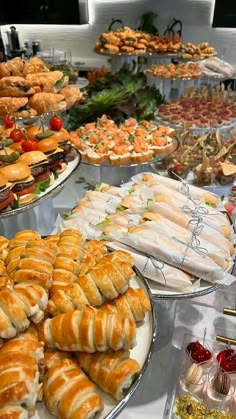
xmin=0 ymin=327 xmax=44 ymax=416
xmin=51 ymin=230 xmax=85 ymax=294
xmin=0 ymin=236 xmax=9 ymax=261
xmin=0 ymin=58 xmax=24 ymax=78
xmin=40 ymin=306 xmax=136 ymax=352
xmin=0 ymin=405 xmax=28 ymax=418
xmin=7 ymin=239 xmax=57 ymax=289
xmin=100 ymin=287 xmax=151 ymax=322
xmin=43 ymin=356 xmax=103 ymax=419
xmin=0 ymin=283 xmax=48 ymax=339
xmin=28 ymin=92 xmax=67 ymax=114
xmin=22 ymin=57 xmax=49 ymax=77
xmin=47 ymin=284 xmax=150 ymax=321
xmin=79 ymin=240 xmax=107 ymax=275
xmin=60 ymin=86 xmax=82 ymax=107
xmin=76 ymin=350 xmax=141 ymax=400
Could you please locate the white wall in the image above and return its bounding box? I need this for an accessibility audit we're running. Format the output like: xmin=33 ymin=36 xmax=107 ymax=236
xmin=1 ymin=0 xmax=236 ymax=68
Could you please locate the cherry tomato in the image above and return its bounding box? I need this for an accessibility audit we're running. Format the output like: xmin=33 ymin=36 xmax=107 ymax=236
xmin=21 ymin=140 xmax=38 ymax=152
xmin=10 ymin=128 xmax=25 ymax=143
xmin=3 ymin=114 xmax=15 ymax=128
xmin=49 ymin=115 xmax=63 ymax=131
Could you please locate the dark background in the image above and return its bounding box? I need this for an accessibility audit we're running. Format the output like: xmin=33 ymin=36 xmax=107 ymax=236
xmin=213 ymin=0 xmax=236 ymax=28
xmin=0 ymin=0 xmax=81 ymax=25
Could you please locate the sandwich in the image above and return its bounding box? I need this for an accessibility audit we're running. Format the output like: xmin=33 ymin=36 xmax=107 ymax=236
xmin=22 ymin=57 xmax=49 ymax=77
xmin=0 ymin=97 xmax=37 ymax=118
xmin=37 ymin=137 xmax=66 ymax=174
xmin=48 ymin=128 xmax=77 ymax=162
xmin=28 ymin=93 xmax=67 ymax=114
xmin=26 ymin=71 xmax=69 ymax=93
xmin=0 ymin=162 xmax=36 ymax=206
xmin=18 ymin=150 xmax=54 ymax=193
xmin=0 ymin=76 xmax=35 ymax=97
xmin=60 ymin=86 xmax=82 ymax=107
xmin=0 ymin=172 xmax=15 ymax=211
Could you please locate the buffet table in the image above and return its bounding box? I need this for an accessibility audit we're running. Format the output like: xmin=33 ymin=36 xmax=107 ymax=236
xmin=118 ymin=285 xmax=236 ymax=418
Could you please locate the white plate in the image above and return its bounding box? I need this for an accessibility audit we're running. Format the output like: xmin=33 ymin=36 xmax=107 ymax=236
xmin=32 ymin=269 xmax=156 ymax=419
xmin=0 ymin=152 xmax=81 ymax=219
xmin=149 ymin=279 xmax=223 ymax=300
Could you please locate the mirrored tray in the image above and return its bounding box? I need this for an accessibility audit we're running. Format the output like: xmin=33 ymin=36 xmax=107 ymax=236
xmin=95 ymin=49 xmax=180 ymax=59
xmin=0 ymin=151 xmax=81 ymax=219
xmin=154 ymin=112 xmax=236 ymax=134
xmin=33 ymin=267 xmax=156 ymax=419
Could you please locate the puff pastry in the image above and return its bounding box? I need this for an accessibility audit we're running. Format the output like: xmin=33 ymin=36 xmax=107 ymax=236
xmin=0 ymin=236 xmax=9 ymax=261
xmin=29 ymin=92 xmax=67 ymax=114
xmin=40 ymin=306 xmax=137 ymax=352
xmin=0 ymin=405 xmax=28 ymax=418
xmin=0 ymin=327 xmax=43 ymax=415
xmin=60 ymin=86 xmax=82 ymax=107
xmin=79 ymin=240 xmax=107 ymax=275
xmin=0 ymin=283 xmax=48 ymax=339
xmin=0 ymin=58 xmax=24 ymax=78
xmin=0 ymin=77 xmax=35 ymax=97
xmin=76 ymin=350 xmax=141 ymax=400
xmin=0 ymin=97 xmax=28 ymax=118
xmin=8 ymin=239 xmax=57 ymax=289
xmin=43 ymin=356 xmax=103 ymax=419
xmin=26 ymin=71 xmax=68 ymax=93
xmin=22 ymin=57 xmax=49 ymax=77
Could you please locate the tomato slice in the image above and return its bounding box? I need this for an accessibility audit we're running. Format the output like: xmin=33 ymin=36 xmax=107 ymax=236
xmin=15 ymin=184 xmax=35 ymax=197
xmin=0 ymin=190 xmax=15 ymax=211
xmin=35 ymin=170 xmax=50 ymax=183
xmin=50 ymin=159 xmax=64 ymax=170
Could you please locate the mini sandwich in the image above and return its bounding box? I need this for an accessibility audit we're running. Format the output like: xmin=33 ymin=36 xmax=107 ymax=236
xmin=0 ymin=162 xmax=36 ymax=206
xmin=0 ymin=172 xmax=15 ymax=211
xmin=25 ymin=71 xmax=69 ymax=93
xmin=0 ymin=76 xmax=35 ymax=97
xmin=50 ymin=128 xmax=77 ymax=163
xmin=37 ymin=137 xmax=66 ymax=174
xmin=18 ymin=150 xmax=54 ymax=193
xmin=29 ymin=93 xmax=67 ymax=114
xmin=0 ymin=97 xmax=37 ymax=118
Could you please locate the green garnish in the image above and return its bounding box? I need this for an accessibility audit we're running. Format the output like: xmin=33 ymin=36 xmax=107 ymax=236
xmin=147 ymin=198 xmax=154 ymax=205
xmin=221 ymin=195 xmax=225 ymax=202
xmin=205 ymin=201 xmax=214 ymax=207
xmin=128 ymin=187 xmax=135 ymax=195
xmin=96 ymin=219 xmax=111 ymax=227
xmin=63 ymin=212 xmax=71 ymax=219
xmin=117 ymin=205 xmax=127 ymax=211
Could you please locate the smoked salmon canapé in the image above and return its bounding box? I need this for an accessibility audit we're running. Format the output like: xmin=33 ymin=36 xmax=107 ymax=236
xmin=69 ymin=115 xmax=178 ymax=166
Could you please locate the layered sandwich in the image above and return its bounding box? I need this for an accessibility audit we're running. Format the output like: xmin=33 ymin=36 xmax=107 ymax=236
xmin=49 ymin=128 xmax=78 ymax=163
xmin=37 ymin=138 xmax=67 ymax=174
xmin=25 ymin=71 xmax=69 ymax=93
xmin=0 ymin=172 xmax=15 ymax=211
xmin=0 ymin=76 xmax=35 ymax=97
xmin=19 ymin=150 xmax=54 ymax=193
xmin=0 ymin=162 xmax=36 ymax=206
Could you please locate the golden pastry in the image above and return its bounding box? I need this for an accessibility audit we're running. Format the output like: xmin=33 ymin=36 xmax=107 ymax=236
xmin=26 ymin=71 xmax=68 ymax=93
xmin=60 ymin=86 xmax=82 ymax=107
xmin=0 ymin=76 xmax=35 ymax=97
xmin=22 ymin=57 xmax=49 ymax=76
xmin=28 ymin=92 xmax=67 ymax=114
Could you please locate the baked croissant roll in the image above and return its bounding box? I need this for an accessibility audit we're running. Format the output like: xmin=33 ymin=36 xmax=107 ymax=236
xmin=0 ymin=283 xmax=48 ymax=339
xmin=0 ymin=77 xmax=35 ymax=97
xmin=22 ymin=57 xmax=49 ymax=77
xmin=8 ymin=239 xmax=57 ymax=289
xmin=0 ymin=327 xmax=44 ymax=415
xmin=0 ymin=57 xmax=24 ymax=78
xmin=100 ymin=287 xmax=151 ymax=322
xmin=29 ymin=92 xmax=67 ymax=114
xmin=26 ymin=71 xmax=68 ymax=93
xmin=40 ymin=306 xmax=136 ymax=352
xmin=0 ymin=236 xmax=9 ymax=261
xmin=0 ymin=97 xmax=29 ymax=118
xmin=43 ymin=356 xmax=103 ymax=419
xmin=60 ymin=86 xmax=82 ymax=107
xmin=76 ymin=350 xmax=141 ymax=400
xmin=0 ymin=405 xmax=28 ymax=418
xmin=79 ymin=240 xmax=107 ymax=276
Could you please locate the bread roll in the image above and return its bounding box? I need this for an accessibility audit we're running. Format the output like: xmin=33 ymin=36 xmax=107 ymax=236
xmin=76 ymin=350 xmax=141 ymax=400
xmin=39 ymin=306 xmax=136 ymax=352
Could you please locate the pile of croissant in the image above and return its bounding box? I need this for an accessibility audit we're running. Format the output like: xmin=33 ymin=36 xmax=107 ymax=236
xmin=0 ymin=57 xmax=82 ymax=118
xmin=0 ymin=228 xmax=151 ymax=419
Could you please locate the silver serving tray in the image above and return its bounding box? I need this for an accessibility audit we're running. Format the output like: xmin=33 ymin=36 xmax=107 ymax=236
xmin=0 ymin=151 xmax=81 ymax=219
xmin=33 ymin=266 xmax=156 ymax=419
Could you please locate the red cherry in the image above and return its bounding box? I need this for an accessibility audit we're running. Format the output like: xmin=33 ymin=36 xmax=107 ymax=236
xmin=49 ymin=115 xmax=63 ymax=131
xmin=217 ymin=349 xmax=236 ymax=372
xmin=3 ymin=114 xmax=15 ymax=128
xmin=10 ymin=128 xmax=25 ymax=143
